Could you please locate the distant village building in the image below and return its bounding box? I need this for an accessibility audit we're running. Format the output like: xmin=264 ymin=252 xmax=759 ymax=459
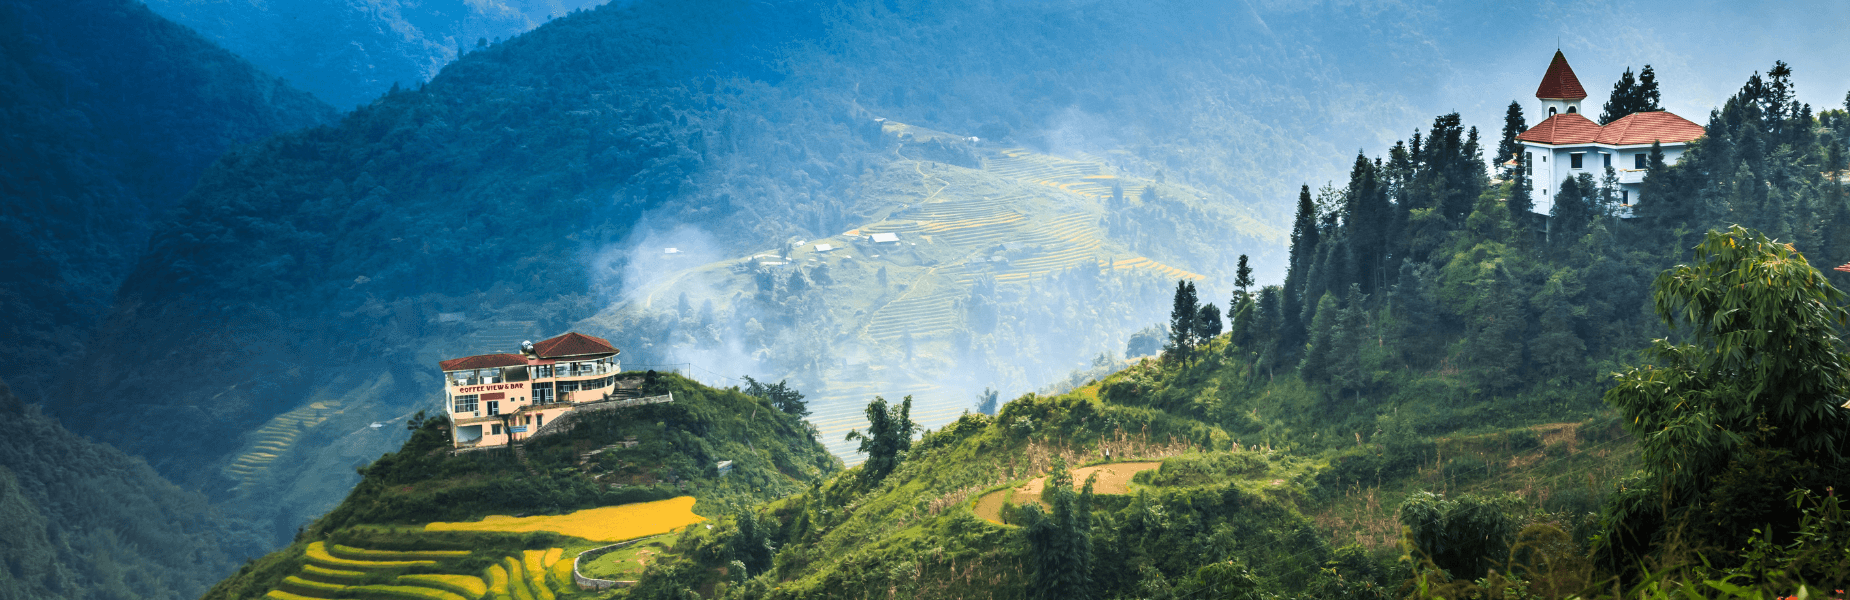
xmin=440 ymin=332 xmax=623 ymax=448
xmin=1515 ymin=51 xmax=1705 ymax=214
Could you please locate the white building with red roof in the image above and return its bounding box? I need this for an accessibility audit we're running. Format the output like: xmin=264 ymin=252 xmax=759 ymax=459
xmin=438 ymin=331 xmax=625 ymax=448
xmin=1515 ymin=51 xmax=1705 ymax=214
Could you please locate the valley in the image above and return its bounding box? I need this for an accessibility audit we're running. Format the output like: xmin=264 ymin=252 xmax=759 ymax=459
xmin=592 ymin=120 xmax=1278 ymax=462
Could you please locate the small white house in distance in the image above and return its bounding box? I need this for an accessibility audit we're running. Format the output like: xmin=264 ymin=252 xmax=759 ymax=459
xmin=814 ymin=243 xmax=834 ymax=252
xmin=717 ymin=460 xmax=734 ymax=476
xmin=868 ymin=232 xmax=899 ymax=243
xmin=1515 ymin=51 xmax=1705 ymax=215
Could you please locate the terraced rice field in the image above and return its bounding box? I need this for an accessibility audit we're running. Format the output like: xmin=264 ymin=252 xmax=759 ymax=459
xmin=266 ymin=541 xmax=516 ymax=600
xmin=972 ymin=461 xmax=1163 ymax=524
xmin=424 ymin=497 xmax=705 ymax=542
xmin=222 ymin=400 xmax=343 ymax=491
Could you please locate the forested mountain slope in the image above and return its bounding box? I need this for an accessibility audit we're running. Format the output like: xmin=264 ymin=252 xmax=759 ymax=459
xmin=0 ymin=379 xmax=270 ymax=600
xmin=0 ymin=0 xmax=335 ymax=397
xmin=143 ymin=0 xmax=606 ymax=110
xmin=45 ymin=0 xmax=1472 ymax=541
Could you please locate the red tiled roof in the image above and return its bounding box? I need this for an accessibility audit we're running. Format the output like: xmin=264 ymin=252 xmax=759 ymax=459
xmin=1517 ymin=113 xmax=1603 ymax=145
xmin=532 ymin=332 xmax=618 ymax=358
xmin=438 ymin=353 xmax=528 ymax=371
xmin=1593 ymin=111 xmax=1705 ymax=145
xmin=1834 ymin=262 xmax=1850 ymax=273
xmin=1535 ymin=50 xmax=1587 ymax=100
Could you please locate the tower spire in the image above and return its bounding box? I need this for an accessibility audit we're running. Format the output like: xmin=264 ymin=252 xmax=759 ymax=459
xmin=1535 ymin=50 xmax=1587 ymax=117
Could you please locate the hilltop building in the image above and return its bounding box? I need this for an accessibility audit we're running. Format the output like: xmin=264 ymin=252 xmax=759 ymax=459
xmin=1515 ymin=51 xmax=1705 ymax=214
xmin=439 ymin=332 xmax=628 ymax=448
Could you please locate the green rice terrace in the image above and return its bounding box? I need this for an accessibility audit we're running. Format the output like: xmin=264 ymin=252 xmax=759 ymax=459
xmin=592 ymin=121 xmax=1284 ymax=463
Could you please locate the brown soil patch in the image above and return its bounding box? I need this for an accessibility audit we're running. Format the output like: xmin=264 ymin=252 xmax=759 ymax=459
xmin=972 ymin=461 xmax=1162 ymax=524
xmin=1537 ymin=422 xmax=1580 ymax=454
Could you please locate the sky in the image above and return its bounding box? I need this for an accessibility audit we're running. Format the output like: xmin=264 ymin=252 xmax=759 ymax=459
xmin=1411 ymin=1 xmax=1850 ymax=161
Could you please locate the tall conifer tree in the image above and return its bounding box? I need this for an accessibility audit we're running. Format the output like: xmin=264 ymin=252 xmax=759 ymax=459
xmin=1497 ymin=101 xmax=1528 ymax=166
xmin=1283 ymin=185 xmax=1320 ymax=348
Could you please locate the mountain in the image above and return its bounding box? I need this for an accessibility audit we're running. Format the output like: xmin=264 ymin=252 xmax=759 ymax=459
xmin=46 ymin=0 xmax=1473 ymax=539
xmin=0 ymin=379 xmax=271 ymax=600
xmin=142 ymin=0 xmax=607 ymax=110
xmin=0 ymin=0 xmax=335 ymax=397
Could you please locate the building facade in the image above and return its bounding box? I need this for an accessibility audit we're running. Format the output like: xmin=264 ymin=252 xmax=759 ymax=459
xmin=1515 ymin=51 xmax=1706 ymax=215
xmin=439 ymin=332 xmax=623 ymax=448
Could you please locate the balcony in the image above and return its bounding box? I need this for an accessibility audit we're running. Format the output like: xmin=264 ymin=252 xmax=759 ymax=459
xmin=1618 ymin=169 xmax=1647 ymax=185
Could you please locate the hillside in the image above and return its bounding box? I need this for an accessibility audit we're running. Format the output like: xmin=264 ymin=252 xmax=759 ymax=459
xmin=196 ymin=371 xmax=840 ymax=600
xmin=45 ymin=0 xmax=1453 ymax=541
xmin=0 ymin=0 xmax=335 ymax=397
xmin=0 ymin=379 xmax=270 ymax=600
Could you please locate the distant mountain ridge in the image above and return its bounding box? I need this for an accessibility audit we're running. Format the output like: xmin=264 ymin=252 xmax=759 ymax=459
xmin=142 ymin=0 xmax=608 ymax=110
xmin=0 ymin=0 xmax=335 ymax=397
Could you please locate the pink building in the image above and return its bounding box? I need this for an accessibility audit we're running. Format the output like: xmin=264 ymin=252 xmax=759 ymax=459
xmin=439 ymin=332 xmax=623 ymax=448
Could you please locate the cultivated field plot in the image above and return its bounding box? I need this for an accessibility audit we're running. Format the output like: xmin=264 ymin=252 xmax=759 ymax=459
xmin=579 ymin=537 xmax=674 ymax=581
xmin=222 ymin=399 xmax=343 ymax=492
xmin=263 ymin=540 xmax=578 ymax=600
xmin=973 ymin=461 xmax=1162 ymax=523
xmin=424 ymin=496 xmax=705 ymax=542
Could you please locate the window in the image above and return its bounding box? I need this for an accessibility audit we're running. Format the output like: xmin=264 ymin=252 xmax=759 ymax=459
xmin=1570 ymin=153 xmax=1584 ymax=169
xmin=534 ymin=382 xmax=553 ymax=404
xmin=559 ymin=380 xmax=579 ymax=393
xmin=453 ymin=394 xmax=479 ymax=414
xmin=487 ymin=400 xmax=500 ymax=416
xmin=1548 ymin=107 xmax=1557 ymax=116
xmin=1603 ymin=153 xmax=1611 ymax=168
xmin=1525 ymin=152 xmax=1533 ymax=175
xmin=492 ymin=424 xmax=502 ymax=435
xmin=1636 ymin=153 xmax=1648 ymax=169
xmin=1566 ymin=105 xmax=1577 ymax=114
xmin=1622 ymin=190 xmax=1630 ymax=204
xmin=536 ymin=414 xmax=544 ymax=428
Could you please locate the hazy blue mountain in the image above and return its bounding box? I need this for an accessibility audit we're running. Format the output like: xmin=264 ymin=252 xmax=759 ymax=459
xmin=0 ymin=0 xmax=335 ymax=398
xmin=0 ymin=379 xmax=270 ymax=600
xmin=142 ymin=0 xmax=607 ymax=109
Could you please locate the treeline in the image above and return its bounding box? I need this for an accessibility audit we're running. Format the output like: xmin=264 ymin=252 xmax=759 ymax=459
xmin=1200 ymin=62 xmax=1850 ymax=423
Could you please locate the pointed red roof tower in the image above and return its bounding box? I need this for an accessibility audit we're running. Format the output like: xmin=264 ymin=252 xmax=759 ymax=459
xmin=1534 ymin=50 xmax=1588 ymax=100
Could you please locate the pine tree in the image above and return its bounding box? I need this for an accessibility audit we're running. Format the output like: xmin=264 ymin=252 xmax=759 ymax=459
xmin=1234 ymin=254 xmax=1254 ymax=294
xmin=1508 ymin=151 xmax=1534 ymax=216
xmin=1602 ymin=65 xmax=1665 ymax=125
xmin=1600 ymin=67 xmax=1640 ymax=125
xmin=1344 ymin=152 xmax=1390 ymax=293
xmin=1282 ymin=185 xmax=1320 ymax=350
xmin=1637 ymin=65 xmax=1661 ymax=112
xmin=1194 ymin=302 xmax=1222 ymax=343
xmin=1227 ymin=294 xmax=1256 ymax=352
xmin=1497 ymin=101 xmax=1528 ymax=166
xmin=1166 ymin=280 xmax=1200 ymax=359
xmin=1252 ymin=286 xmax=1285 ymax=372
xmin=1298 ymin=292 xmax=1340 ymax=383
